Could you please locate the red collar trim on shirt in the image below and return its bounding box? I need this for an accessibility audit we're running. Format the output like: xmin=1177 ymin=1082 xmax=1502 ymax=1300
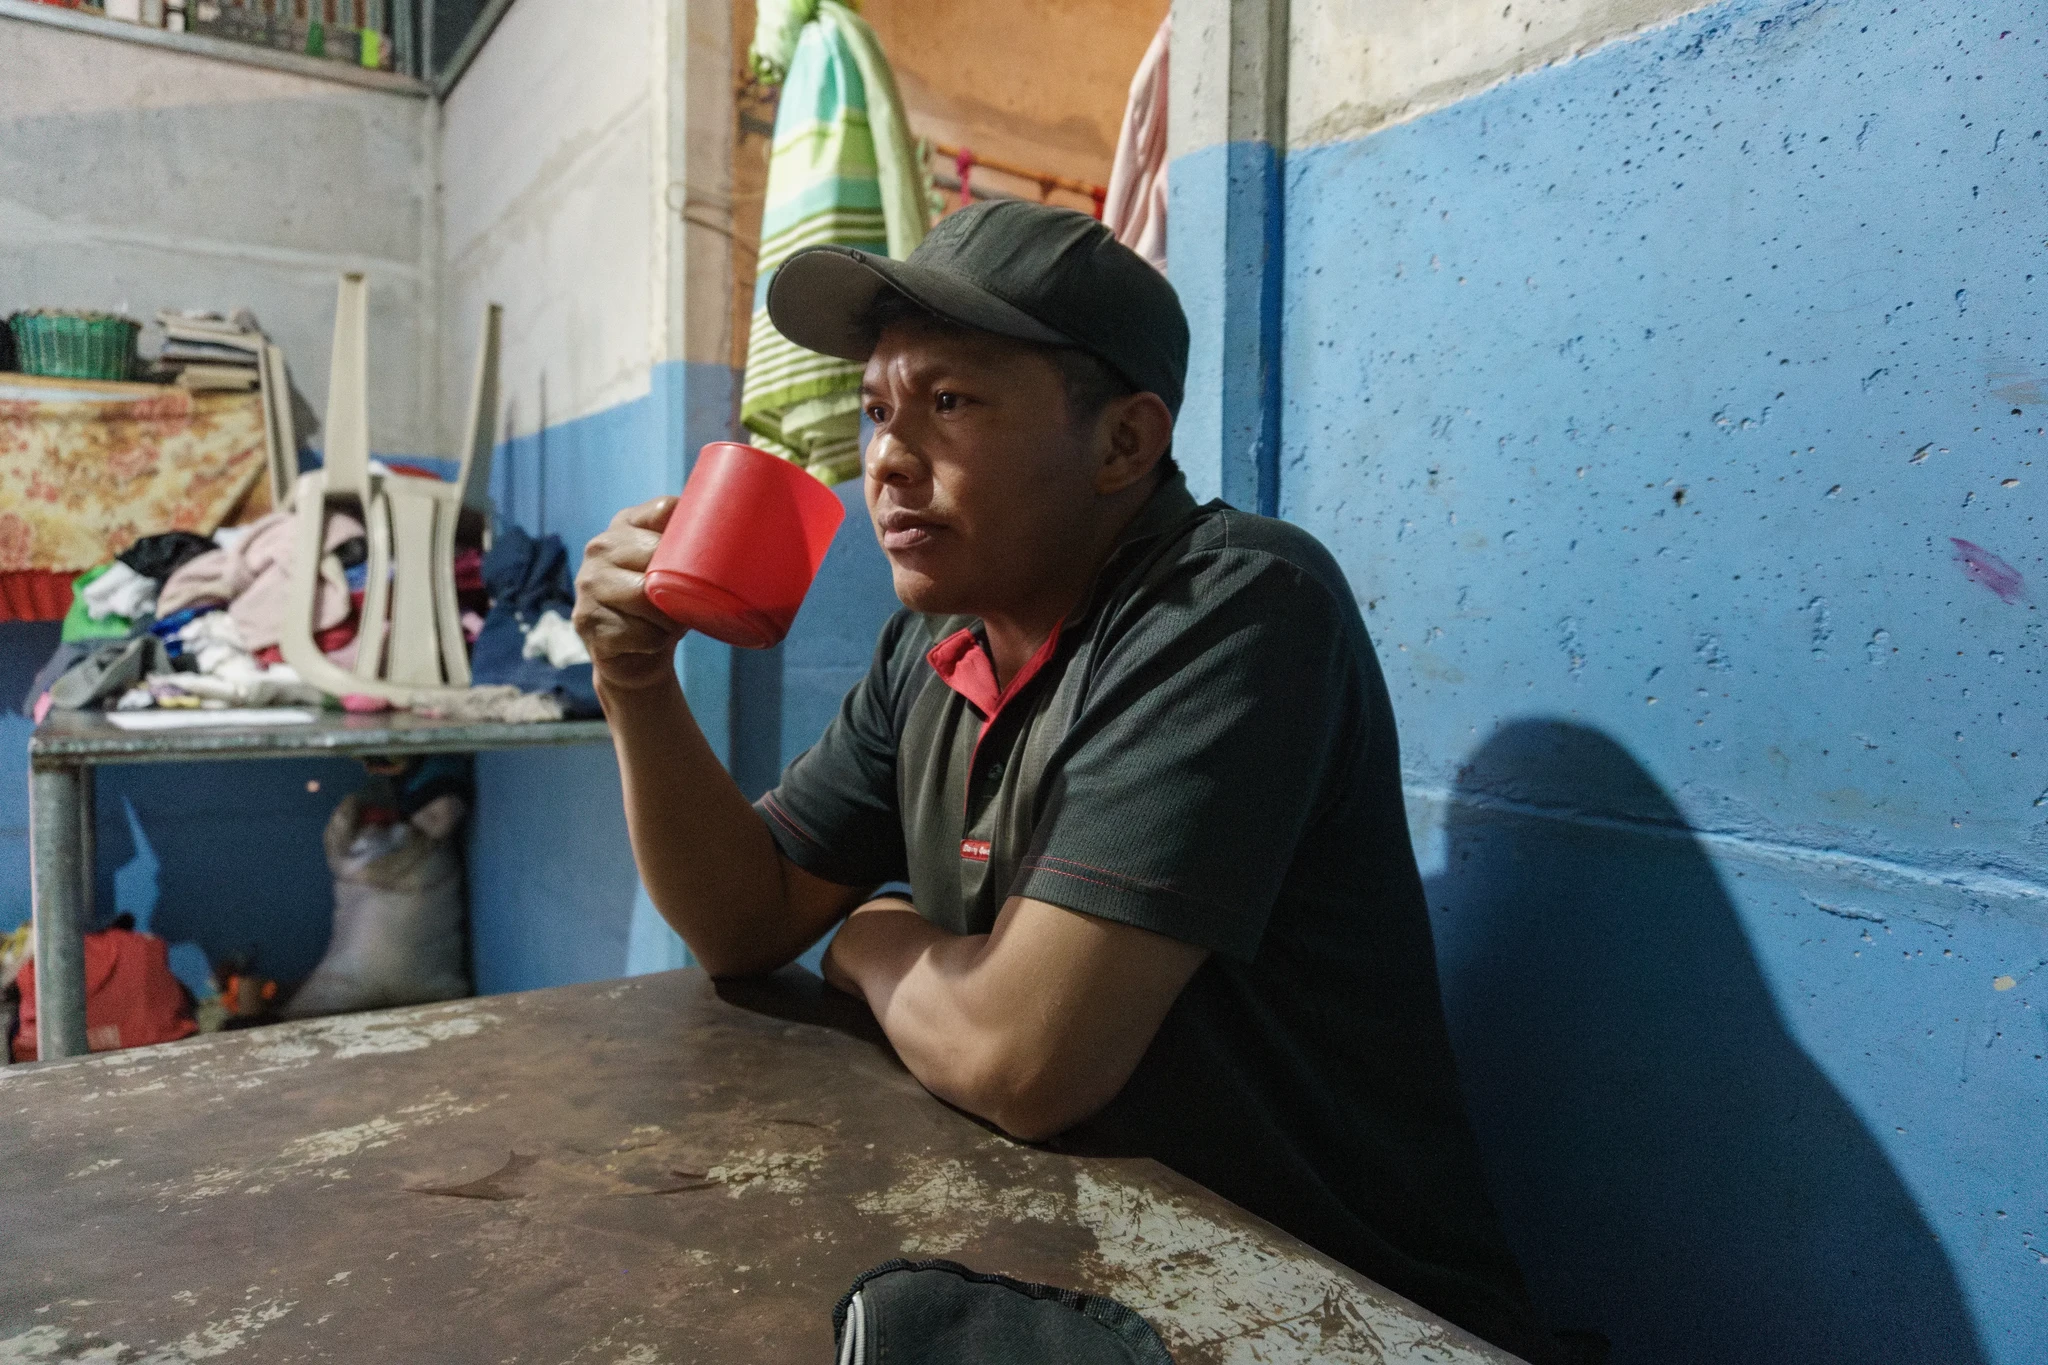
xmin=925 ymin=620 xmax=1064 ymax=726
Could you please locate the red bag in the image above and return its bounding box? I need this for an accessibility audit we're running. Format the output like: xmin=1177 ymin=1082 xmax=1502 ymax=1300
xmin=13 ymin=926 xmax=198 ymax=1062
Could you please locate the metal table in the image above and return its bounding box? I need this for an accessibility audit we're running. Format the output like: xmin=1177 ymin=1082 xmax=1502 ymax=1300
xmin=0 ymin=968 xmax=1519 ymax=1363
xmin=25 ymin=708 xmax=611 ymax=1060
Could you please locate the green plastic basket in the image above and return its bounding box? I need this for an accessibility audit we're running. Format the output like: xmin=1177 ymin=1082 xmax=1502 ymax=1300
xmin=7 ymin=311 xmax=141 ymax=381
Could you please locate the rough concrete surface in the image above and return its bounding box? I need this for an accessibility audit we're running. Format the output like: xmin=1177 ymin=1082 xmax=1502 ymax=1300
xmin=436 ymin=0 xmax=660 ymax=453
xmin=0 ymin=16 xmax=436 ymax=453
xmin=1277 ymin=0 xmax=2045 ymax=1358
xmin=1289 ymin=0 xmax=1716 ymax=147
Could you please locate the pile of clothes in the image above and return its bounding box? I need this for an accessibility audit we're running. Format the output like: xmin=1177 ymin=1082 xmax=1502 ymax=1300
xmin=468 ymin=525 xmax=599 ymax=718
xmin=23 ymin=515 xmax=600 ymax=723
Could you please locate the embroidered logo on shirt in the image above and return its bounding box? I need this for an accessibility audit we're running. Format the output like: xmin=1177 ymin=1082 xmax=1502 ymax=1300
xmin=960 ymin=839 xmax=992 ymax=862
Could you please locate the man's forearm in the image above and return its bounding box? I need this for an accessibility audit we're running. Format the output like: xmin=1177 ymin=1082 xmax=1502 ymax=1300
xmin=831 ymin=906 xmax=1099 ymax=1142
xmin=831 ymin=909 xmax=1016 ymax=1122
xmin=828 ymin=897 xmax=1209 ymax=1142
xmin=602 ymin=674 xmax=812 ymax=975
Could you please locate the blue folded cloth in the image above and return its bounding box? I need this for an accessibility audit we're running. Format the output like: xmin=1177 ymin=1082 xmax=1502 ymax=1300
xmin=470 ymin=525 xmax=600 ymax=717
xmin=148 ymin=602 xmax=222 ymax=659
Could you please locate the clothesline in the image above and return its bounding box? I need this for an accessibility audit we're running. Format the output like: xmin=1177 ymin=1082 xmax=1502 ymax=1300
xmin=926 ymin=141 xmax=1106 ymax=216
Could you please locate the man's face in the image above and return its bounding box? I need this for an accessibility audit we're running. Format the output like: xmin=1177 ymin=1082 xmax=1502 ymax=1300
xmin=860 ymin=322 xmax=1098 ymax=619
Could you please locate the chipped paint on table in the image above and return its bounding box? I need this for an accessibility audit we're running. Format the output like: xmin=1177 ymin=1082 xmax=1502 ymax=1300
xmin=0 ymin=971 xmax=1518 ymax=1365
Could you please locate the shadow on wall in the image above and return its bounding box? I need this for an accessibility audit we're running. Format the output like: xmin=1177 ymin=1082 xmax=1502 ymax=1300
xmin=91 ymin=757 xmax=365 ymax=988
xmin=1427 ymin=721 xmax=1985 ymax=1365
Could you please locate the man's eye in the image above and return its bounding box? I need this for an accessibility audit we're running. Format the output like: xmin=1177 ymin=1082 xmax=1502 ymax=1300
xmin=865 ymin=404 xmax=888 ymax=424
xmin=934 ymin=391 xmax=960 ymax=412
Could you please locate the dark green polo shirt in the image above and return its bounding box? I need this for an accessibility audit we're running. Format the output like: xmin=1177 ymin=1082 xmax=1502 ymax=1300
xmin=756 ymin=473 xmax=1554 ymax=1359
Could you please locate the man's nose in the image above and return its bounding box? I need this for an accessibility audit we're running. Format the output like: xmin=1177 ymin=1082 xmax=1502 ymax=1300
xmin=865 ymin=426 xmax=925 ymax=486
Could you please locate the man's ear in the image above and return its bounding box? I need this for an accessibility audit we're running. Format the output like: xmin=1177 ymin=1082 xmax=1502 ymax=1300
xmin=1093 ymin=392 xmax=1175 ymax=496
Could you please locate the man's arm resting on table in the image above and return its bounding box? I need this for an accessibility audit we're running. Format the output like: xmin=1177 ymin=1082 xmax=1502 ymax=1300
xmin=823 ymin=896 xmax=1210 ymax=1142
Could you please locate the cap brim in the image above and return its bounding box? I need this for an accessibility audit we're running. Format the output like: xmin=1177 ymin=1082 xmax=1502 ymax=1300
xmin=766 ymin=246 xmax=1075 ymax=362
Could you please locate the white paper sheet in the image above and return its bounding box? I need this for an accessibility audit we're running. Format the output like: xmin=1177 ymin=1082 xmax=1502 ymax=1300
xmin=105 ymin=708 xmax=319 ymax=731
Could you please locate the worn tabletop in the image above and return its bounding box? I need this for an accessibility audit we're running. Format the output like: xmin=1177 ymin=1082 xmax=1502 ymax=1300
xmin=27 ymin=709 xmax=610 ymax=769
xmin=0 ymin=969 xmax=1514 ymax=1364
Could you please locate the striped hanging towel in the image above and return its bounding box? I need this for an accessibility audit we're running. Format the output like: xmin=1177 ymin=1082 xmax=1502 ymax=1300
xmin=743 ymin=0 xmax=927 ymax=485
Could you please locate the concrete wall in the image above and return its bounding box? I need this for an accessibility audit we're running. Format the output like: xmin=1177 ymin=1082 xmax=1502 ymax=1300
xmin=0 ymin=14 xmax=435 ymax=987
xmin=0 ymin=15 xmax=438 ymax=452
xmin=1174 ymin=0 xmax=2045 ymax=1359
xmin=1288 ymin=0 xmax=1710 ymax=144
xmin=437 ymin=0 xmax=660 ymax=506
xmin=440 ymin=0 xmax=663 ymax=992
xmin=861 ymin=0 xmax=1167 ymax=190
xmin=442 ymin=0 xmax=769 ymax=992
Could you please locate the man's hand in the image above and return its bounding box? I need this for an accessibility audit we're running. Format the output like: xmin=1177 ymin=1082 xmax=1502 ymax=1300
xmin=573 ymin=497 xmax=688 ymax=693
xmin=820 ymin=893 xmax=1209 ymax=1142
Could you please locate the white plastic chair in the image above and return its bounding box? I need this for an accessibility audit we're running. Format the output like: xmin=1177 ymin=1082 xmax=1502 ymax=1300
xmin=280 ymin=274 xmax=502 ymax=705
xmin=256 ymin=341 xmax=296 ymax=510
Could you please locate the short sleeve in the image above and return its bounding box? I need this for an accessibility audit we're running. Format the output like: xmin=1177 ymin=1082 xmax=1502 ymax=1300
xmin=754 ymin=613 xmax=915 ymax=888
xmin=1013 ymin=549 xmax=1361 ymax=961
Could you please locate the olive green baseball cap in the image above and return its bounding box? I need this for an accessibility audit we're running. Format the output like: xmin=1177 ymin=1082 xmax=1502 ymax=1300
xmin=765 ymin=200 xmax=1189 ymax=418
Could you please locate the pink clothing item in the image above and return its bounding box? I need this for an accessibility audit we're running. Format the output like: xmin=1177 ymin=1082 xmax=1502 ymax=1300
xmin=199 ymin=509 xmax=362 ymax=653
xmin=154 ymin=546 xmax=236 ymax=616
xmin=1103 ymin=14 xmax=1170 ymax=272
xmin=157 ymin=512 xmax=298 ymax=617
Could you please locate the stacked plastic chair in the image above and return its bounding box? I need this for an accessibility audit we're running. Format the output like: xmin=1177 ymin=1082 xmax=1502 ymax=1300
xmin=279 ymin=274 xmax=502 ymax=705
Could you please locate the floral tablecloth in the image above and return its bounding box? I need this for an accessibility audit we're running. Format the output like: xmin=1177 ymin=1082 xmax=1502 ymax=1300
xmin=0 ymin=374 xmax=270 ymax=577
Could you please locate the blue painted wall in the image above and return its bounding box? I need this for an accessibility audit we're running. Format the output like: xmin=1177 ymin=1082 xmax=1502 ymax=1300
xmin=1169 ymin=138 xmax=1285 ymax=513
xmin=468 ymin=357 xmax=711 ymax=993
xmin=464 ymin=361 xmax=899 ymax=994
xmin=1269 ymin=0 xmax=2043 ymax=1359
xmin=3 ymin=622 xmax=376 ymax=994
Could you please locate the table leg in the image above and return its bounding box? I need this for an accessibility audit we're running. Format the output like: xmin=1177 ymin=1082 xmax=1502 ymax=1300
xmin=78 ymin=763 xmax=95 ymax=929
xmin=29 ymin=764 xmax=92 ymax=1060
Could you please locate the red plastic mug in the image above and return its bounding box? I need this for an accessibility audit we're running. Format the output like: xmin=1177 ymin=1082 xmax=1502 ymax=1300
xmin=643 ymin=441 xmax=847 ymax=649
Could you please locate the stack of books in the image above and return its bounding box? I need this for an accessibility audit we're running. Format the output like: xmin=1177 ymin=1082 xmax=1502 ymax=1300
xmin=157 ymin=310 xmax=265 ymax=392
xmin=155 ymin=310 xmax=300 ymax=505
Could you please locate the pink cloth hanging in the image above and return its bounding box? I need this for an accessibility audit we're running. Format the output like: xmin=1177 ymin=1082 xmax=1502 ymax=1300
xmin=1103 ymin=14 xmax=1170 ymax=272
xmin=954 ymin=146 xmax=975 ymax=211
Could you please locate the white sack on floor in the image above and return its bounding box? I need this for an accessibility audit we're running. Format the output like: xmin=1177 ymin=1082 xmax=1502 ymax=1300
xmin=282 ymin=793 xmax=471 ymax=1019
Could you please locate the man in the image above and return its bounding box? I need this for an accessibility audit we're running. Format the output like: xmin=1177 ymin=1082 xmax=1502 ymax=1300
xmin=573 ymin=201 xmax=1562 ymax=1361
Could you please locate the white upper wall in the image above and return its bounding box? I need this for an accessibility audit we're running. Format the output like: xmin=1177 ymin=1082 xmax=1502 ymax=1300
xmin=437 ymin=0 xmax=664 ymax=450
xmin=1288 ymin=0 xmax=1714 ymax=147
xmin=0 ymin=15 xmax=435 ymax=452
